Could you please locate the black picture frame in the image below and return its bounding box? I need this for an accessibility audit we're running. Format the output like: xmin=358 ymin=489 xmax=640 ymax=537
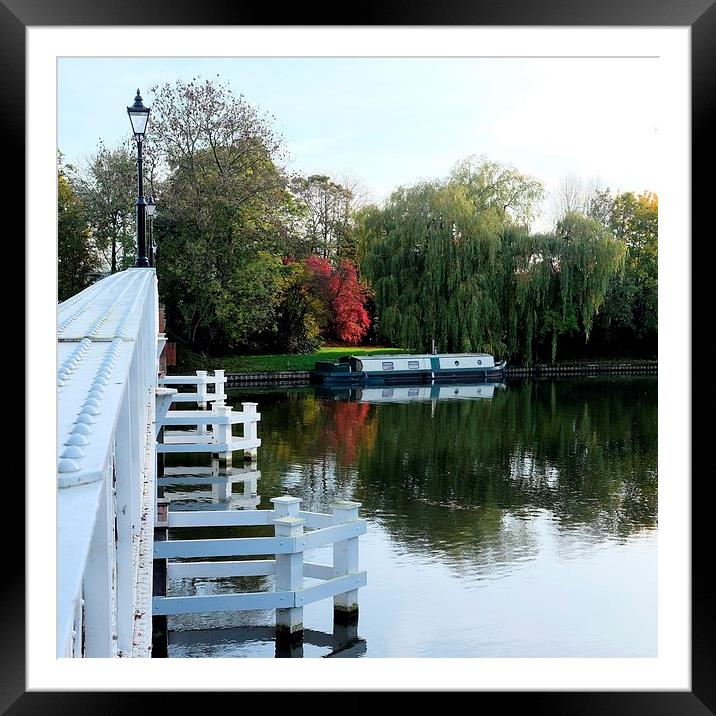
xmin=8 ymin=0 xmax=710 ymax=710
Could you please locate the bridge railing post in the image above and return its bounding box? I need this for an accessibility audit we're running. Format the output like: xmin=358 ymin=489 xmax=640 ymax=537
xmin=83 ymin=465 xmax=116 ymax=657
xmin=114 ymin=385 xmax=136 ymax=656
xmin=331 ymin=500 xmax=362 ymax=624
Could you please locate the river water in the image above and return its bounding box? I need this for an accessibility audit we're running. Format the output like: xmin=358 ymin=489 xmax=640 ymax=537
xmin=164 ymin=376 xmax=657 ymax=658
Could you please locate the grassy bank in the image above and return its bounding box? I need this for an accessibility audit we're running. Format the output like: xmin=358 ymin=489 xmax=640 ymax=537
xmin=175 ymin=346 xmax=406 ymax=374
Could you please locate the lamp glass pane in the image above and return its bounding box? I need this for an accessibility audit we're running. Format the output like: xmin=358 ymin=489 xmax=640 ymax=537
xmin=128 ymin=111 xmax=149 ymax=136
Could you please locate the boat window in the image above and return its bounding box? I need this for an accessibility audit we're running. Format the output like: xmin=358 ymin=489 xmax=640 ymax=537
xmin=382 ymin=388 xmax=394 ymax=397
xmin=408 ymin=360 xmax=420 ymax=369
xmin=454 ymin=360 xmax=460 ymax=366
xmin=382 ymin=361 xmax=394 ymax=370
xmin=408 ymin=387 xmax=419 ymax=396
xmin=477 ymin=359 xmax=482 ymax=365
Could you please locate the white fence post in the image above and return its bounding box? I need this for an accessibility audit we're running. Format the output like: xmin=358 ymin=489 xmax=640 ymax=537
xmin=241 ymin=401 xmax=259 ymax=461
xmin=212 ymin=403 xmax=233 ymax=468
xmin=195 ymin=370 xmax=208 ymax=408
xmin=274 ymin=515 xmax=304 ymax=642
xmin=331 ymin=500 xmax=362 ymax=622
xmin=213 ymin=369 xmax=225 ymax=405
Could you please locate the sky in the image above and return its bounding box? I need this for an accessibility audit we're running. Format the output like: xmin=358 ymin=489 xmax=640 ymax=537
xmin=58 ymin=57 xmax=659 ymax=232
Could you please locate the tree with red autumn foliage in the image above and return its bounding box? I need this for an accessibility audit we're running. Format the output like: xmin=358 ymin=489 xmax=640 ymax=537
xmin=304 ymin=255 xmax=371 ymax=344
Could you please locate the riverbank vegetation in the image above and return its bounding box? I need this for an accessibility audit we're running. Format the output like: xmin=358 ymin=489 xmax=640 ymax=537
xmin=58 ymin=76 xmax=657 ymax=364
xmin=175 ymin=346 xmax=405 ymax=374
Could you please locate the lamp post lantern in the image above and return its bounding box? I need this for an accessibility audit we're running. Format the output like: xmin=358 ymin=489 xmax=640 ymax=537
xmin=146 ymin=195 xmax=156 ymax=267
xmin=127 ymin=89 xmax=151 ymax=268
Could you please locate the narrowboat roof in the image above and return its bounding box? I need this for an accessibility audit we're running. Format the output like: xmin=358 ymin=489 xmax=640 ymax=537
xmin=351 ymin=353 xmax=494 ymax=361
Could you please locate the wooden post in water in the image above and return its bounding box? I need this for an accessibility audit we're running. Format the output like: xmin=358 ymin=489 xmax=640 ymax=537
xmin=242 ymin=402 xmax=259 ymax=461
xmin=274 ymin=515 xmax=304 ymax=645
xmin=196 ymin=371 xmax=208 ymax=436
xmin=152 ymin=498 xmax=170 ymax=658
xmin=212 ymin=403 xmax=233 ymax=469
xmin=331 ymin=500 xmax=362 ymax=625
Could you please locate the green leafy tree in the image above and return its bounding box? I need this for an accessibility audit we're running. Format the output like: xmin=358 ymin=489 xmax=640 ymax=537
xmin=271 ymin=261 xmax=328 ymax=354
xmin=74 ymin=141 xmax=137 ymax=273
xmin=589 ymin=191 xmax=658 ymax=354
xmin=150 ymin=77 xmax=294 ymax=351
xmin=290 ymin=174 xmax=357 ymax=260
xmin=504 ymin=213 xmax=626 ymax=363
xmin=58 ymin=161 xmax=99 ymax=301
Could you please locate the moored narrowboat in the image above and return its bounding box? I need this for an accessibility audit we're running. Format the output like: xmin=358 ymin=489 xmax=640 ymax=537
xmin=310 ymin=353 xmax=507 ymax=385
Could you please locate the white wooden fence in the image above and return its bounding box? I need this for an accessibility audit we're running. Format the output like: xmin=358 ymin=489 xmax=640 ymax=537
xmin=158 ymin=370 xmax=226 ymax=407
xmin=57 ymin=268 xmax=165 ymax=658
xmin=157 ymin=372 xmax=260 ymax=461
xmin=158 ymin=402 xmax=260 ymax=457
xmin=153 ymin=497 xmax=366 ymax=638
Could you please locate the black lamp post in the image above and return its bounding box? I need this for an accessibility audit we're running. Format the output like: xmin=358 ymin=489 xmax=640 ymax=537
xmin=127 ymin=89 xmax=151 ymax=268
xmin=146 ymin=196 xmax=156 ymax=267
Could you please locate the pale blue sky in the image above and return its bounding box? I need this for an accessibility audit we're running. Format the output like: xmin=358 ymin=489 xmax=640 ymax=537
xmin=58 ymin=57 xmax=659 ymax=231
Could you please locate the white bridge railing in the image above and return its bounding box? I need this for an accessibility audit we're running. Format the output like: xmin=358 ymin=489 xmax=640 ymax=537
xmin=57 ymin=268 xmax=160 ymax=657
xmin=58 ymin=270 xmax=365 ymax=657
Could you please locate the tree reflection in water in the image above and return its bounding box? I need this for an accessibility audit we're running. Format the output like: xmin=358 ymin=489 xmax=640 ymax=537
xmin=237 ymin=377 xmax=657 ymax=570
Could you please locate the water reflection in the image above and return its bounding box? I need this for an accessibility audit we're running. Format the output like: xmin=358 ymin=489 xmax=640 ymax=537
xmin=316 ymin=382 xmax=505 ymax=403
xmin=250 ymin=378 xmax=657 ymax=552
xmin=163 ymin=376 xmax=657 ymax=657
xmin=160 ymin=457 xmax=260 ymax=510
xmin=169 ymin=622 xmax=365 ymax=659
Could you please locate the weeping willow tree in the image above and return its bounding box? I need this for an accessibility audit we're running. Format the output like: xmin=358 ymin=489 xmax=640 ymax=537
xmin=361 ymin=157 xmax=627 ymax=364
xmin=503 ymin=213 xmax=627 ymax=362
xmin=361 ymin=180 xmax=505 ymax=354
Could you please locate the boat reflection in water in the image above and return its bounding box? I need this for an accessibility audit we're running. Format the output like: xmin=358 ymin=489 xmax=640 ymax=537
xmin=316 ymin=381 xmax=506 ymax=404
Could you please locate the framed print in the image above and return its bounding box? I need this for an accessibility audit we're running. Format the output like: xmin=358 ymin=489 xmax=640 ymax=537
xmin=9 ymin=0 xmax=712 ymax=710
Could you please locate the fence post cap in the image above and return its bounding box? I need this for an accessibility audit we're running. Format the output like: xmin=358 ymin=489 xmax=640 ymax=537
xmin=271 ymin=495 xmax=302 ymax=506
xmin=273 ymin=515 xmax=305 ymax=538
xmin=330 ymin=500 xmax=362 ymax=510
